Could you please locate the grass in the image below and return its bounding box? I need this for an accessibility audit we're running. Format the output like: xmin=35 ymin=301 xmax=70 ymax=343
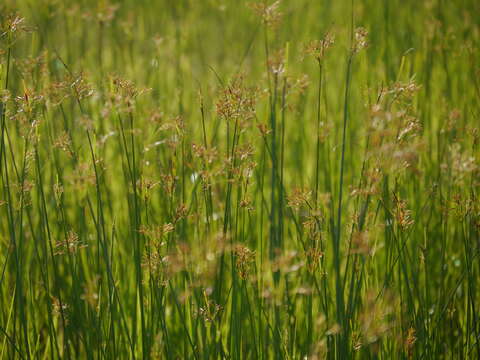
xmin=1 ymin=0 xmax=479 ymax=358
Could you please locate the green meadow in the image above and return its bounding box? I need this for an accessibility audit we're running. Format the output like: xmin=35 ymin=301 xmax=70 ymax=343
xmin=1 ymin=0 xmax=479 ymax=358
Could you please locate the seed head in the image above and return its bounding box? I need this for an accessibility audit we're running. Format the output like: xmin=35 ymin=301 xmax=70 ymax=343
xmin=216 ymin=76 xmax=257 ymax=127
xmin=353 ymin=27 xmax=369 ymax=53
xmin=393 ymin=193 xmax=414 ymax=230
xmin=287 ymin=187 xmax=312 ymax=211
xmin=248 ymin=1 xmax=282 ymax=28
xmin=233 ymin=244 xmax=255 ymax=280
xmin=54 ymin=231 xmax=87 ymax=256
xmin=304 ymin=32 xmax=335 ymax=62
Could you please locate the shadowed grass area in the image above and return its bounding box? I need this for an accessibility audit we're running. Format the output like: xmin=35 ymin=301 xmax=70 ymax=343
xmin=1 ymin=0 xmax=479 ymax=358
